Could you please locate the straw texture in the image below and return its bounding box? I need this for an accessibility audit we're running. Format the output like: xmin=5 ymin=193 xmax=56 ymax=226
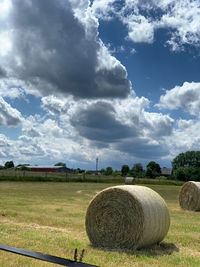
xmin=125 ymin=177 xmax=136 ymax=185
xmin=179 ymin=181 xmax=200 ymax=211
xmin=85 ymin=185 xmax=170 ymax=250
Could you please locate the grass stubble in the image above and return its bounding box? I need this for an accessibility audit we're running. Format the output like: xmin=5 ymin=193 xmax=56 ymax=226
xmin=0 ymin=182 xmax=200 ymax=266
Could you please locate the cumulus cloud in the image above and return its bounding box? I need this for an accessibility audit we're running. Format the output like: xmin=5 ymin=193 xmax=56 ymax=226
xmin=41 ymin=93 xmax=174 ymax=160
xmin=163 ymin=118 xmax=200 ymax=161
xmin=0 ymin=78 xmax=26 ymax=99
xmin=157 ymin=82 xmax=200 ymax=116
xmin=0 ymin=91 xmax=176 ymax=167
xmin=125 ymin=15 xmax=154 ymax=43
xmin=70 ymin=101 xmax=137 ymax=142
xmin=115 ymin=137 xmax=168 ymax=159
xmin=142 ymin=112 xmax=174 ymax=137
xmin=1 ymin=0 xmax=195 ymax=168
xmin=41 ymin=95 xmax=70 ymax=115
xmin=0 ymin=96 xmax=23 ymax=126
xmin=0 ymin=0 xmax=131 ymax=98
xmin=91 ymin=0 xmax=200 ymax=51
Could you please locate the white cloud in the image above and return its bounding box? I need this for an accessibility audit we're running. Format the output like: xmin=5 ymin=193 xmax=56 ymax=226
xmin=0 ymin=78 xmax=26 ymax=98
xmin=0 ymin=96 xmax=23 ymax=126
xmin=0 ymin=91 xmax=175 ymax=167
xmin=91 ymin=0 xmax=200 ymax=51
xmin=164 ymin=118 xmax=200 ymax=160
xmin=125 ymin=15 xmax=154 ymax=43
xmin=41 ymin=95 xmax=70 ymax=115
xmin=0 ymin=31 xmax=12 ymax=56
xmin=157 ymin=82 xmax=200 ymax=116
xmin=130 ymin=48 xmax=136 ymax=54
xmin=0 ymin=0 xmax=11 ymax=19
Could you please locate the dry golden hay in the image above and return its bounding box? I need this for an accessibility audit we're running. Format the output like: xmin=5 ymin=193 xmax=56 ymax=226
xmin=125 ymin=177 xmax=136 ymax=185
xmin=85 ymin=185 xmax=170 ymax=250
xmin=179 ymin=181 xmax=200 ymax=211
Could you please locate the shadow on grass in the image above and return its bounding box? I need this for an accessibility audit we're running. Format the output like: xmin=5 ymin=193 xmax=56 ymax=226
xmin=91 ymin=242 xmax=179 ymax=258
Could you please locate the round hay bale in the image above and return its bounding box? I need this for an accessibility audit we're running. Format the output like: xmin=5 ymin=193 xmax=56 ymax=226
xmin=85 ymin=185 xmax=170 ymax=250
xmin=125 ymin=177 xmax=136 ymax=185
xmin=179 ymin=181 xmax=200 ymax=211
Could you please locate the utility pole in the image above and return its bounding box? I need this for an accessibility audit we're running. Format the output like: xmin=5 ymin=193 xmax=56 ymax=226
xmin=96 ymin=157 xmax=98 ymax=172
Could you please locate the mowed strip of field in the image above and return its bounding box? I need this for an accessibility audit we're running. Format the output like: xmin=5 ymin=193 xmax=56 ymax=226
xmin=0 ymin=182 xmax=200 ymax=267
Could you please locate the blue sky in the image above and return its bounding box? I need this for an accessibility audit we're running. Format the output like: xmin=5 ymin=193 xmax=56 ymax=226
xmin=0 ymin=0 xmax=200 ymax=170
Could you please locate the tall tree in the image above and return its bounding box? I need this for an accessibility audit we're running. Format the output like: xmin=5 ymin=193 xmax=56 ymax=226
xmin=4 ymin=161 xmax=14 ymax=169
xmin=132 ymin=163 xmax=143 ymax=172
xmin=172 ymin=151 xmax=200 ymax=169
xmin=105 ymin=166 xmax=113 ymax=176
xmin=121 ymin=165 xmax=130 ymax=176
xmin=146 ymin=161 xmax=161 ymax=173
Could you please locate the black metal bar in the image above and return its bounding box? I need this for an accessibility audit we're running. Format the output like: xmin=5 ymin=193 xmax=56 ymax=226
xmin=0 ymin=244 xmax=99 ymax=267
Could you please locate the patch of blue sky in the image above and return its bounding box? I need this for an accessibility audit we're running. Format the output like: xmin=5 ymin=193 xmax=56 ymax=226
xmin=0 ymin=125 xmax=22 ymax=140
xmin=5 ymin=95 xmax=45 ymax=118
xmin=98 ymin=17 xmax=127 ymax=47
xmin=99 ymin=19 xmax=200 ymax=103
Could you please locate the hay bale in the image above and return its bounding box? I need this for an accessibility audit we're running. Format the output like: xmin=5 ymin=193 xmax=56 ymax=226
xmin=125 ymin=177 xmax=136 ymax=185
xmin=85 ymin=185 xmax=170 ymax=250
xmin=179 ymin=181 xmax=200 ymax=211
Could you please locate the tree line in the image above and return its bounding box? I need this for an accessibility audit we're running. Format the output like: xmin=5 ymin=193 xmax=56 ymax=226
xmin=0 ymin=160 xmax=164 ymax=179
xmin=101 ymin=161 xmax=162 ymax=179
xmin=172 ymin=151 xmax=200 ymax=181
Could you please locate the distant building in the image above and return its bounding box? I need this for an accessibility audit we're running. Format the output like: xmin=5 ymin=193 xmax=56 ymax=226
xmin=27 ymin=166 xmax=74 ymax=173
xmin=161 ymin=167 xmax=173 ymax=176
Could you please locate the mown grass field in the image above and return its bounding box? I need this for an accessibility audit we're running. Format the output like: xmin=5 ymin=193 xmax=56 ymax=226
xmin=0 ymin=182 xmax=200 ymax=266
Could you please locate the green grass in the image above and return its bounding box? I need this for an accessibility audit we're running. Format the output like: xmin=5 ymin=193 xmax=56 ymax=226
xmin=0 ymin=182 xmax=200 ymax=266
xmin=0 ymin=171 xmax=184 ymax=186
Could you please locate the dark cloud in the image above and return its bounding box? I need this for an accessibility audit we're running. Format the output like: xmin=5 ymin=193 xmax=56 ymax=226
xmin=115 ymin=137 xmax=168 ymax=159
xmin=71 ymin=101 xmax=137 ymax=142
xmin=5 ymin=0 xmax=130 ymax=98
xmin=0 ymin=67 xmax=6 ymax=78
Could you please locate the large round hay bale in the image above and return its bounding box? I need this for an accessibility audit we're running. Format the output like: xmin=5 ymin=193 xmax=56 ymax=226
xmin=179 ymin=181 xmax=200 ymax=211
xmin=85 ymin=185 xmax=170 ymax=250
xmin=125 ymin=177 xmax=136 ymax=185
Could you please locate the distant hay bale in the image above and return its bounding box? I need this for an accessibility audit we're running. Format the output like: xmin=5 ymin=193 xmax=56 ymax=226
xmin=85 ymin=185 xmax=170 ymax=250
xmin=179 ymin=181 xmax=200 ymax=211
xmin=125 ymin=177 xmax=136 ymax=185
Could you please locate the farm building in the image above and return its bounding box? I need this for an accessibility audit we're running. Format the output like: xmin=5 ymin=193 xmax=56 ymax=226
xmin=26 ymin=166 xmax=74 ymax=173
xmin=161 ymin=167 xmax=172 ymax=176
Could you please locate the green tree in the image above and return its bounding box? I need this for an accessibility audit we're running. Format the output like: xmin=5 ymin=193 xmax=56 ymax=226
xmin=4 ymin=161 xmax=14 ymax=169
xmin=145 ymin=167 xmax=154 ymax=178
xmin=132 ymin=163 xmax=143 ymax=173
xmin=146 ymin=161 xmax=161 ymax=174
xmin=172 ymin=151 xmax=200 ymax=170
xmin=54 ymin=162 xmax=66 ymax=167
xmin=174 ymin=167 xmax=187 ymax=181
xmin=105 ymin=166 xmax=113 ymax=176
xmin=174 ymin=166 xmax=200 ymax=181
xmin=121 ymin=165 xmax=130 ymax=176
xmin=100 ymin=168 xmax=105 ymax=174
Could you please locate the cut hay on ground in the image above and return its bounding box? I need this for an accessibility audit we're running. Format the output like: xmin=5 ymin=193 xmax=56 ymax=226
xmin=85 ymin=185 xmax=170 ymax=250
xmin=179 ymin=181 xmax=200 ymax=211
xmin=125 ymin=177 xmax=136 ymax=185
